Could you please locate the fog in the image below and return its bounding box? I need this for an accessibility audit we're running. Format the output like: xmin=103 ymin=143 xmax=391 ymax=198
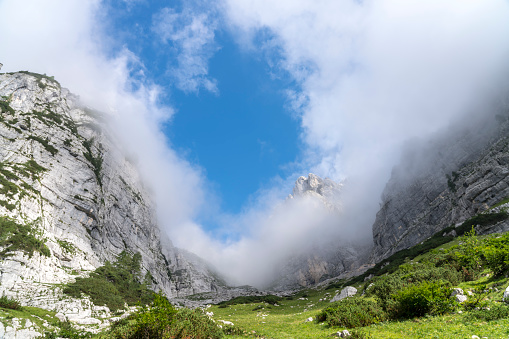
xmin=1 ymin=0 xmax=509 ymax=287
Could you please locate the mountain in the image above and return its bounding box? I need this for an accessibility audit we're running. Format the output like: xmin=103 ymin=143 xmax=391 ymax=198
xmin=0 ymin=71 xmax=224 ymax=314
xmin=371 ymin=102 xmax=509 ymax=261
xmin=270 ymin=174 xmax=371 ymax=290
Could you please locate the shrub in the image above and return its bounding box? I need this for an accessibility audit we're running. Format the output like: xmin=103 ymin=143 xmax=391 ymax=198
xmin=393 ymin=281 xmax=455 ymax=318
xmin=481 ymin=232 xmax=509 ymax=276
xmin=63 ymin=251 xmax=154 ymax=311
xmin=125 ymin=292 xmax=177 ymax=338
xmin=167 ymin=308 xmax=223 ymax=339
xmin=0 ymin=295 xmax=22 ymax=310
xmin=100 ymin=294 xmax=224 ymax=339
xmin=0 ymin=216 xmax=50 ymax=258
xmin=404 ymin=265 xmax=463 ymax=286
xmin=365 ymin=274 xmax=406 ymax=312
xmin=316 ymin=298 xmax=387 ymax=328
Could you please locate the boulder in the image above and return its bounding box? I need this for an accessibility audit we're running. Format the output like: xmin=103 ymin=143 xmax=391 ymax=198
xmin=451 ymin=288 xmax=464 ymax=297
xmin=335 ymin=330 xmax=351 ymax=337
xmin=330 ymin=286 xmax=357 ymax=302
xmin=455 ymin=295 xmax=468 ymax=303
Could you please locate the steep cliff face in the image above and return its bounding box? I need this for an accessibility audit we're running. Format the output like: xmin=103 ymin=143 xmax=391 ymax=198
xmin=271 ymin=174 xmax=370 ymax=290
xmin=0 ymin=72 xmax=223 ymax=311
xmin=371 ymin=106 xmax=509 ymax=261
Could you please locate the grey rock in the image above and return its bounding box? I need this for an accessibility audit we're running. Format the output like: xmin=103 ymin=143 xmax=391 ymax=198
xmin=371 ymin=108 xmax=509 ymax=261
xmin=0 ymin=72 xmax=224 ymax=333
xmin=336 ymin=329 xmax=351 ymax=337
xmin=451 ymin=288 xmax=464 ymax=297
xmin=456 ymin=295 xmax=468 ymax=303
xmin=503 ymin=285 xmax=509 ymax=301
xmin=271 ymin=174 xmax=371 ymax=290
xmin=331 ymin=286 xmax=357 ymax=302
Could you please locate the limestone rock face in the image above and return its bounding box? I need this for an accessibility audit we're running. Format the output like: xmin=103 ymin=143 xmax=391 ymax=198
xmin=271 ymin=174 xmax=370 ymax=290
xmin=0 ymin=72 xmax=223 ymax=310
xmin=371 ymin=107 xmax=509 ymax=261
xmin=289 ymin=173 xmax=343 ymax=211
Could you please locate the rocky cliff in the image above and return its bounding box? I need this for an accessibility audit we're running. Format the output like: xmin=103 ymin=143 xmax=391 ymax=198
xmin=271 ymin=174 xmax=370 ymax=290
xmin=0 ymin=72 xmax=224 ymax=316
xmin=371 ymin=104 xmax=509 ymax=261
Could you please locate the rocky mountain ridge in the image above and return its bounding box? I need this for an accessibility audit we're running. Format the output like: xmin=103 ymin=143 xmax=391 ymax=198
xmin=0 ymin=72 xmax=224 ymax=324
xmin=371 ymin=104 xmax=509 ymax=261
xmin=271 ymin=173 xmax=370 ymax=291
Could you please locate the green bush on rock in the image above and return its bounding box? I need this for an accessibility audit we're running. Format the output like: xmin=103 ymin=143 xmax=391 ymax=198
xmin=63 ymin=251 xmax=154 ymax=311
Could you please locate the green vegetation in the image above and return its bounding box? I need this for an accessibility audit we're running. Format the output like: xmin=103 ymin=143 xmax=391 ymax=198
xmin=218 ymin=295 xmax=282 ymax=307
xmin=0 ymin=216 xmax=50 ymax=258
xmin=317 ymin=298 xmax=387 ymax=328
xmin=57 ymin=239 xmax=77 ymax=255
xmin=28 ymin=135 xmax=58 ymax=156
xmin=18 ymin=71 xmax=60 ymax=89
xmin=0 ymin=295 xmax=22 ymax=311
xmin=490 ymin=196 xmax=509 ymax=209
xmin=44 ymin=321 xmax=93 ymax=339
xmin=200 ymin=229 xmax=509 ymax=338
xmin=63 ymin=251 xmax=153 ymax=311
xmin=0 ymin=99 xmax=15 ymax=115
xmin=82 ymin=139 xmax=103 ymax=187
xmin=31 ymin=109 xmax=63 ymax=126
xmin=97 ymin=293 xmax=228 ymax=339
xmin=15 ymin=159 xmax=47 ymax=180
xmin=346 ymin=211 xmax=509 ymax=285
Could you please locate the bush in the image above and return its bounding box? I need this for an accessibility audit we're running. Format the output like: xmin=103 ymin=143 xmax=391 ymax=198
xmin=125 ymin=293 xmax=177 ymax=338
xmin=100 ymin=294 xmax=223 ymax=339
xmin=365 ymin=274 xmax=406 ymax=312
xmin=0 ymin=295 xmax=22 ymax=310
xmin=63 ymin=251 xmax=154 ymax=311
xmin=404 ymin=265 xmax=463 ymax=286
xmin=481 ymin=232 xmax=509 ymax=276
xmin=167 ymin=308 xmax=223 ymax=339
xmin=451 ymin=229 xmax=484 ymax=280
xmin=0 ymin=216 xmax=50 ymax=258
xmin=394 ymin=281 xmax=455 ymax=318
xmin=316 ymin=298 xmax=387 ymax=328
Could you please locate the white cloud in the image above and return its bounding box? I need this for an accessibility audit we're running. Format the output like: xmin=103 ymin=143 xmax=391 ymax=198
xmin=222 ymin=0 xmax=509 ymax=232
xmin=153 ymin=6 xmax=219 ymax=94
xmin=0 ymin=0 xmax=206 ymax=240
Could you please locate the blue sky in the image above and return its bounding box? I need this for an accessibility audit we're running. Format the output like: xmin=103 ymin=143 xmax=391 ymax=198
xmin=102 ymin=0 xmax=302 ymax=219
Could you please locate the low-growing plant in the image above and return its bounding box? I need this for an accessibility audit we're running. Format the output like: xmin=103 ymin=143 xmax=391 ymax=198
xmin=100 ymin=294 xmax=223 ymax=339
xmin=217 ymin=294 xmax=282 ymax=307
xmin=0 ymin=295 xmax=22 ymax=310
xmin=316 ymin=298 xmax=387 ymax=328
xmin=464 ymin=302 xmax=509 ymax=322
xmin=365 ymin=274 xmax=406 ymax=311
xmin=480 ymin=232 xmax=509 ymax=276
xmin=63 ymin=251 xmax=154 ymax=311
xmin=0 ymin=216 xmax=50 ymax=258
xmin=167 ymin=308 xmax=223 ymax=339
xmin=393 ymin=281 xmax=455 ymax=318
xmin=44 ymin=321 xmax=92 ymax=339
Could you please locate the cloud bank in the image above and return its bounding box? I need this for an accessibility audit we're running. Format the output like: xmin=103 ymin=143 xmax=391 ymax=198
xmin=2 ymin=0 xmax=509 ymax=287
